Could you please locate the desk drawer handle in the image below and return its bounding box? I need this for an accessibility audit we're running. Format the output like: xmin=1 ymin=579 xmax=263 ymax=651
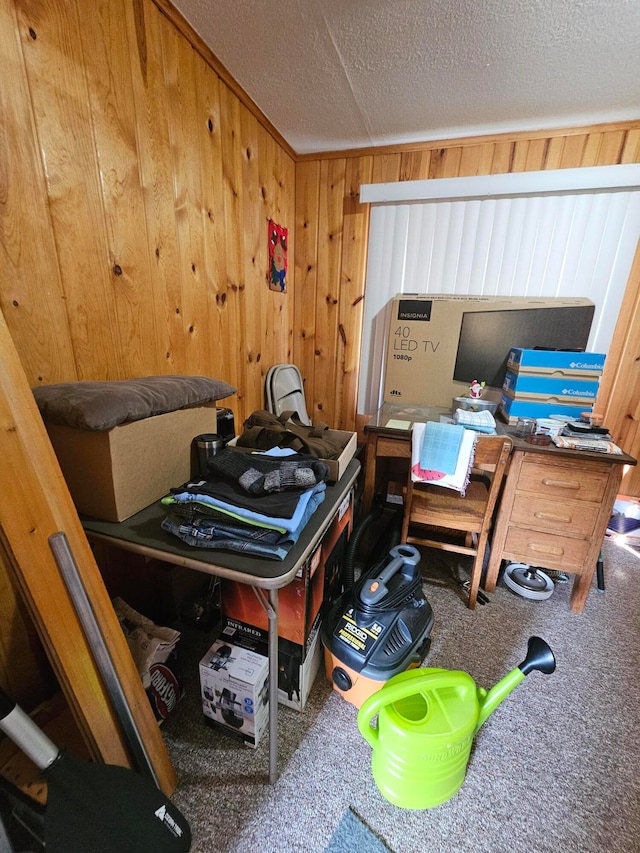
xmin=534 ymin=511 xmax=571 ymax=524
xmin=541 ymin=478 xmax=580 ymax=491
xmin=529 ymin=543 xmax=564 ymax=557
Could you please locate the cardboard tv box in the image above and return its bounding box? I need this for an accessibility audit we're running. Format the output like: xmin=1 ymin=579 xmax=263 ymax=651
xmin=45 ymin=404 xmax=218 ymax=522
xmin=199 ymin=636 xmax=269 ymax=748
xmin=382 ymin=294 xmax=595 ymax=408
xmin=220 ymin=494 xmax=352 ymax=710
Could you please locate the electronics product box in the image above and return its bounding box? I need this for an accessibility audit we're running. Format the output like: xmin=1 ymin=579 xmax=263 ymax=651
xmin=228 ymin=430 xmax=357 ymax=482
xmin=199 ymin=636 xmax=269 ymax=748
xmin=502 ymin=369 xmax=600 ymax=403
xmin=220 ymin=616 xmax=324 ymax=713
xmin=220 ymin=494 xmax=352 ymax=710
xmin=44 ymin=404 xmax=218 ymax=522
xmin=382 ymin=294 xmax=595 ymax=408
xmin=506 ymin=348 xmax=606 ymax=376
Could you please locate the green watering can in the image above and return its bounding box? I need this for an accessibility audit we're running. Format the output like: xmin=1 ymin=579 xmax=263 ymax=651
xmin=357 ymin=636 xmax=556 ymax=809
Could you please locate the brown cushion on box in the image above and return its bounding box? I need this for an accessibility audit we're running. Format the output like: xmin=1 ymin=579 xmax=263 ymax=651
xmin=33 ymin=375 xmax=236 ymax=431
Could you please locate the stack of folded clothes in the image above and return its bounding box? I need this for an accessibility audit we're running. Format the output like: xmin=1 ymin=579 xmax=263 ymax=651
xmin=160 ymin=447 xmax=329 ymax=560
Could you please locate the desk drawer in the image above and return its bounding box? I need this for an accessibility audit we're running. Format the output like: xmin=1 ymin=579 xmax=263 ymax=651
xmin=504 ymin=527 xmax=590 ymax=572
xmin=510 ymin=494 xmax=599 ymax=537
xmin=517 ymin=460 xmax=608 ymax=502
xmin=376 ymin=436 xmax=411 ymax=458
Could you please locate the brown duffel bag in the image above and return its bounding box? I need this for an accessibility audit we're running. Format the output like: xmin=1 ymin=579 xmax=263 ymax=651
xmin=236 ymin=410 xmax=344 ymax=459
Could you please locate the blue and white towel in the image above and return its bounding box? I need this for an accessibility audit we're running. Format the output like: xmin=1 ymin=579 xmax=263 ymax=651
xmin=419 ymin=421 xmax=465 ymax=475
xmin=411 ymin=422 xmax=477 ymax=494
xmin=454 ymin=408 xmax=497 ymax=434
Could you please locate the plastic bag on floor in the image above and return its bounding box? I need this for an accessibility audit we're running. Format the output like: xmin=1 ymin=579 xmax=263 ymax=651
xmin=113 ymin=597 xmax=183 ymax=723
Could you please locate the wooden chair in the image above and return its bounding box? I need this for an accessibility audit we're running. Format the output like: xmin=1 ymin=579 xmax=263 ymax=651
xmin=401 ymin=433 xmax=513 ymax=609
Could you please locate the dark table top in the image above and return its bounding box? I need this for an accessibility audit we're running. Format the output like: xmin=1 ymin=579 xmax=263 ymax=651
xmin=82 ymin=459 xmax=361 ymax=589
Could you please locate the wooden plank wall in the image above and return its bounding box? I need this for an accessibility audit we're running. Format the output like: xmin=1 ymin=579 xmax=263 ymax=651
xmin=0 ymin=0 xmax=295 ymax=418
xmin=0 ymin=0 xmax=295 ymax=704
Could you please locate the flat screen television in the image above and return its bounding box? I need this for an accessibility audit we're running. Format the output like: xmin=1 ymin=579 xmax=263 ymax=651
xmin=453 ymin=305 xmax=595 ymax=388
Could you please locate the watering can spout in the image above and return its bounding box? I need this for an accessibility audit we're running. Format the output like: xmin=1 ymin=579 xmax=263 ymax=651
xmin=474 ymin=636 xmax=556 ymax=732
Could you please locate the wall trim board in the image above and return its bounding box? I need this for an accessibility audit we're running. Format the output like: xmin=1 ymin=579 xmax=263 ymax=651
xmin=295 ymin=120 xmax=640 ymax=163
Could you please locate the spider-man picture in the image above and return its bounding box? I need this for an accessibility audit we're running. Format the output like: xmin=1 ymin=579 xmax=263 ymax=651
xmin=268 ymin=219 xmax=288 ymax=292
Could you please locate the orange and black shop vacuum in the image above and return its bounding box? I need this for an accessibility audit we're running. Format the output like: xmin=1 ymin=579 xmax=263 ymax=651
xmin=321 ymin=543 xmax=434 ymax=708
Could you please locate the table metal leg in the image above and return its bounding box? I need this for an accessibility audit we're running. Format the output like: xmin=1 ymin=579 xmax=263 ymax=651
xmin=253 ymin=587 xmax=279 ymax=783
xmin=267 ymin=589 xmax=279 ymax=783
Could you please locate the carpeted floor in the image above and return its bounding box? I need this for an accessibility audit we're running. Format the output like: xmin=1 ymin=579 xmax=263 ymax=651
xmin=161 ymin=536 xmax=640 ymax=853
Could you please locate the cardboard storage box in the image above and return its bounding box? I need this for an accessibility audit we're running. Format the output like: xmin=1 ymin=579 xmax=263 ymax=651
xmin=506 ymin=347 xmax=606 ymax=376
xmin=45 ymin=404 xmax=218 ymax=521
xmin=220 ymin=616 xmax=324 ymax=714
xmin=229 ymin=428 xmax=357 ymax=482
xmin=498 ymin=393 xmax=590 ymax=423
xmin=220 ymin=494 xmax=352 ymax=710
xmin=199 ymin=636 xmax=269 ymax=748
xmin=502 ymin=370 xmax=600 ymax=403
xmin=382 ymin=294 xmax=595 ymax=408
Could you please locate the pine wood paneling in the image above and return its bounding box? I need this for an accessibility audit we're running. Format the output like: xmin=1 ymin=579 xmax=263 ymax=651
xmin=17 ymin=0 xmax=124 ymax=380
xmin=0 ymin=0 xmax=77 ymax=385
xmin=294 ymin=161 xmax=321 ymax=410
xmin=82 ymin=0 xmax=161 ymax=378
xmin=314 ymin=159 xmax=346 ymax=426
xmin=338 ymin=156 xmax=373 ymax=430
xmin=126 ymin=0 xmax=186 ymax=372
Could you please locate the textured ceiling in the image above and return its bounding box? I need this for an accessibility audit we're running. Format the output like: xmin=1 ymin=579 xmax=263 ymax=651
xmin=170 ymin=0 xmax=640 ymax=155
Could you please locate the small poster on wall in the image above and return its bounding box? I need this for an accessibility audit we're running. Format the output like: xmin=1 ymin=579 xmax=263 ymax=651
xmin=268 ymin=219 xmax=288 ymax=292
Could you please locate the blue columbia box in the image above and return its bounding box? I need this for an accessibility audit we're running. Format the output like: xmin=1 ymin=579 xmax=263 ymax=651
xmin=507 ymin=348 xmax=606 ymax=375
xmin=502 ymin=369 xmax=599 ymax=402
xmin=499 ymin=393 xmax=590 ymax=422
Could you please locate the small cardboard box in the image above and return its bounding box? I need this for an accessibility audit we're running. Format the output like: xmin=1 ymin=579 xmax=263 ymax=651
xmin=199 ymin=636 xmax=269 ymax=748
xmin=221 ymin=494 xmax=351 ymax=710
xmin=506 ymin=348 xmax=606 ymax=376
xmin=219 ymin=615 xmax=324 ymax=712
xmin=45 ymin=404 xmax=218 ymax=521
xmin=229 ymin=429 xmax=357 ymax=482
xmin=502 ymin=369 xmax=600 ymax=403
xmin=382 ymin=294 xmax=595 ymax=407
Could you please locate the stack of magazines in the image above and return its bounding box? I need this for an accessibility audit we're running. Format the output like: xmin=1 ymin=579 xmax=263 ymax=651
xmin=552 ymin=420 xmax=622 ymax=454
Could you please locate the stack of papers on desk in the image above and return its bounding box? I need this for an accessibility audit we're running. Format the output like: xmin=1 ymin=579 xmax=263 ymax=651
xmin=551 ymin=435 xmax=623 ymax=454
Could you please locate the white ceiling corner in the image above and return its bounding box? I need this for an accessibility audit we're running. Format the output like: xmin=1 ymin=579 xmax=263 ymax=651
xmin=171 ymin=0 xmax=640 ymax=156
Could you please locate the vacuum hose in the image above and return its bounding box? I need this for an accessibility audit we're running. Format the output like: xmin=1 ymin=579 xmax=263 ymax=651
xmin=341 ymin=500 xmax=385 ymax=590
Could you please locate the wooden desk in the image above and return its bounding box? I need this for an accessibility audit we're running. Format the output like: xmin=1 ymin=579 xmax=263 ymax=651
xmin=82 ymin=459 xmax=360 ymax=783
xmin=363 ymin=403 xmax=449 ymax=514
xmin=362 ymin=404 xmax=636 ymax=613
xmin=485 ymin=439 xmax=636 ymax=613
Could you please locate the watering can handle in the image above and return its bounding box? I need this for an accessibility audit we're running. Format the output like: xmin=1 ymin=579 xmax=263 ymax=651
xmin=357 ymin=668 xmax=476 ymax=749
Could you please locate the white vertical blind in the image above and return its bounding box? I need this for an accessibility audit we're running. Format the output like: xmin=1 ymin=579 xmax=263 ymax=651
xmin=358 ymin=171 xmax=640 ymax=415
